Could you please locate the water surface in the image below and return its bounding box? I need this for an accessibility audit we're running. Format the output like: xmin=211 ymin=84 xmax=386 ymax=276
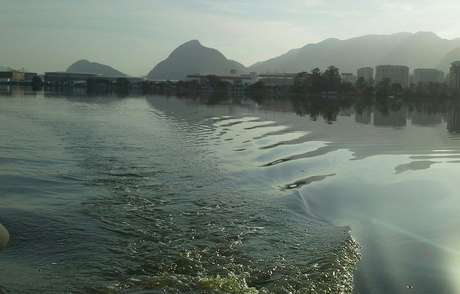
xmin=1 ymin=91 xmax=460 ymax=293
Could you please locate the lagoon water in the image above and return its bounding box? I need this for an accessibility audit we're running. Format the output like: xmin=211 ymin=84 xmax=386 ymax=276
xmin=1 ymin=89 xmax=460 ymax=293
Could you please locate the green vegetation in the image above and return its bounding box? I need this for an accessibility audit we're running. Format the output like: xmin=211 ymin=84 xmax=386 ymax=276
xmin=141 ymin=66 xmax=458 ymax=103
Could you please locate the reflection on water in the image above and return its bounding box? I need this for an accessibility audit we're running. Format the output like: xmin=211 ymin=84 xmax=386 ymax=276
xmin=2 ymin=89 xmax=460 ymax=293
xmin=447 ymin=105 xmax=460 ymax=133
xmin=373 ymin=106 xmax=407 ymax=127
xmin=394 ymin=160 xmax=439 ymax=174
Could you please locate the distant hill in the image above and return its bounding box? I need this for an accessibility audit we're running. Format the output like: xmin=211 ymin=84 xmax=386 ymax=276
xmin=438 ymin=48 xmax=460 ymax=72
xmin=66 ymin=60 xmax=126 ymax=77
xmin=0 ymin=66 xmax=11 ymax=71
xmin=249 ymin=32 xmax=460 ymax=74
xmin=147 ymin=40 xmax=246 ymax=80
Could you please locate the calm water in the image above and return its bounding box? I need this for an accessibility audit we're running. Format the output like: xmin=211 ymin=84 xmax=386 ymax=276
xmin=1 ymin=89 xmax=460 ymax=293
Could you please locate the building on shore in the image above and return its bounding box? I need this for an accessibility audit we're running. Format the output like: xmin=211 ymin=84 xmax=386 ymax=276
xmin=257 ymin=73 xmax=297 ymax=87
xmin=341 ymin=73 xmax=356 ymax=84
xmin=449 ymin=61 xmax=460 ymax=89
xmin=357 ymin=67 xmax=374 ymax=85
xmin=375 ymin=65 xmax=410 ymax=88
xmin=413 ymin=68 xmax=444 ymax=85
xmin=0 ymin=72 xmax=10 ymax=83
xmin=187 ymin=73 xmax=257 ymax=86
xmin=44 ymin=72 xmax=145 ymax=93
xmin=0 ymin=69 xmax=38 ymax=84
xmin=44 ymin=72 xmax=98 ymax=88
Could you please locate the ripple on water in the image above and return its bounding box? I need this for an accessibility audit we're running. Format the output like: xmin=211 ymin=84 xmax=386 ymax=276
xmin=261 ymin=145 xmax=338 ymax=167
xmin=80 ymin=161 xmax=360 ymax=293
xmin=0 ymin=100 xmax=362 ymax=293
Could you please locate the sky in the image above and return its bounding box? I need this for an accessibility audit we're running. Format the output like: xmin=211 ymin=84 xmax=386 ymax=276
xmin=2 ymin=0 xmax=460 ymax=76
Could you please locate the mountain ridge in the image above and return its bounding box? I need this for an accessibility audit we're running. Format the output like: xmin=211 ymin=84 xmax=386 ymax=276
xmin=147 ymin=40 xmax=246 ymax=80
xmin=66 ymin=32 xmax=460 ymax=79
xmin=249 ymin=32 xmax=460 ymax=73
xmin=66 ymin=60 xmax=127 ymax=77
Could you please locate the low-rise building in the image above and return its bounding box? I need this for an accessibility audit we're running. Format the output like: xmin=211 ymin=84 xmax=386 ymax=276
xmin=449 ymin=61 xmax=460 ymax=89
xmin=187 ymin=74 xmax=256 ymax=86
xmin=357 ymin=67 xmax=374 ymax=84
xmin=375 ymin=65 xmax=410 ymax=88
xmin=257 ymin=73 xmax=297 ymax=87
xmin=0 ymin=71 xmax=11 ymax=83
xmin=0 ymin=69 xmax=38 ymax=83
xmin=11 ymin=71 xmax=25 ymax=82
xmin=413 ymin=68 xmax=444 ymax=85
xmin=341 ymin=73 xmax=356 ymax=84
xmin=44 ymin=72 xmax=98 ymax=87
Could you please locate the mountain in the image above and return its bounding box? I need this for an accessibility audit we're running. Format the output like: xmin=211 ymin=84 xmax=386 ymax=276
xmin=66 ymin=60 xmax=126 ymax=77
xmin=0 ymin=66 xmax=11 ymax=71
xmin=249 ymin=32 xmax=460 ymax=74
xmin=147 ymin=40 xmax=246 ymax=80
xmin=382 ymin=32 xmax=460 ymax=69
xmin=438 ymin=47 xmax=460 ymax=72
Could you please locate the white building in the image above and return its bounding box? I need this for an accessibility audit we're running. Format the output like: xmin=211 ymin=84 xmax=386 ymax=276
xmin=357 ymin=67 xmax=374 ymax=84
xmin=413 ymin=68 xmax=444 ymax=85
xmin=449 ymin=61 xmax=460 ymax=89
xmin=375 ymin=65 xmax=410 ymax=88
xmin=341 ymin=73 xmax=356 ymax=84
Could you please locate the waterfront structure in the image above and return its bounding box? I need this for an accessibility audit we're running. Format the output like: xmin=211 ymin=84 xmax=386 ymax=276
xmin=449 ymin=61 xmax=460 ymax=89
xmin=188 ymin=73 xmax=296 ymax=87
xmin=357 ymin=67 xmax=374 ymax=84
xmin=187 ymin=74 xmax=256 ymax=86
xmin=44 ymin=72 xmax=136 ymax=86
xmin=341 ymin=73 xmax=356 ymax=84
xmin=0 ymin=69 xmax=37 ymax=84
xmin=12 ymin=71 xmax=24 ymax=82
xmin=44 ymin=72 xmax=98 ymax=89
xmin=0 ymin=72 xmax=10 ymax=83
xmin=413 ymin=68 xmax=444 ymax=85
xmin=44 ymin=72 xmax=145 ymax=92
xmin=44 ymin=72 xmax=97 ymax=83
xmin=240 ymin=72 xmax=259 ymax=85
xmin=293 ymin=72 xmax=312 ymax=86
xmin=375 ymin=65 xmax=410 ymax=88
xmin=257 ymin=73 xmax=297 ymax=87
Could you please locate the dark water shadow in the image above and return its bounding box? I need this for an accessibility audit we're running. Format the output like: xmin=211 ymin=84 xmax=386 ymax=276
xmin=394 ymin=161 xmax=439 ymax=174
xmin=282 ymin=174 xmax=336 ymax=190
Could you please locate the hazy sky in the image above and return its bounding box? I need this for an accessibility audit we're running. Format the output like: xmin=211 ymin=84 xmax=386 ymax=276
xmin=2 ymin=0 xmax=460 ymax=76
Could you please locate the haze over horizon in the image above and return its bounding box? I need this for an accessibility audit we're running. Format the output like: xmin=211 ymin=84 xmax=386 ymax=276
xmin=3 ymin=0 xmax=460 ymax=76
